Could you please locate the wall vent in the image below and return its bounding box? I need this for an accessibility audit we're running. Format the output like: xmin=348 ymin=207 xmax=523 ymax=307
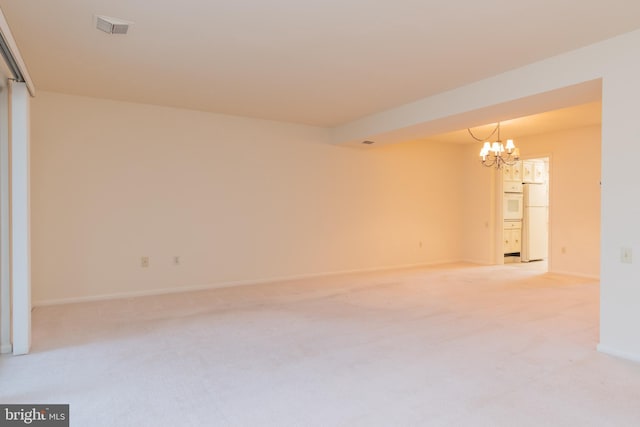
xmin=96 ymin=15 xmax=132 ymax=35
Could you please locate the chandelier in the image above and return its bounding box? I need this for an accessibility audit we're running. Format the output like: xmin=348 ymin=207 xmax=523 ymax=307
xmin=468 ymin=122 xmax=519 ymax=168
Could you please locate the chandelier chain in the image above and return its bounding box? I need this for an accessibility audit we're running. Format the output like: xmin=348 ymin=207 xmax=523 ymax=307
xmin=467 ymin=123 xmax=500 ymax=142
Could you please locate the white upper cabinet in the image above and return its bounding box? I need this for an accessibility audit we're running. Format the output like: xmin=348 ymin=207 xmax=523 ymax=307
xmin=512 ymin=161 xmax=522 ymax=182
xmin=523 ymin=160 xmax=545 ymax=183
xmin=503 ymin=160 xmax=523 ymax=192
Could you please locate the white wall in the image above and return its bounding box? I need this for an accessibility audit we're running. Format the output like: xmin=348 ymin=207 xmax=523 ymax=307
xmin=521 ymin=126 xmax=601 ymax=278
xmin=599 ymin=40 xmax=640 ymax=361
xmin=30 ymin=92 xmax=463 ymax=304
xmin=9 ymin=81 xmax=31 ymax=355
xmin=460 ymin=141 xmax=496 ymax=265
xmin=0 ymin=83 xmax=10 ymax=354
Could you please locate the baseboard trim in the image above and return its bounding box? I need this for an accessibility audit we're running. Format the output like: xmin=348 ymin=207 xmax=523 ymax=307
xmin=32 ymin=259 xmax=463 ymax=307
xmin=597 ymin=344 xmax=640 ymax=364
xmin=460 ymin=259 xmax=493 ymax=265
xmin=0 ymin=343 xmax=12 ymax=354
xmin=547 ymin=270 xmax=600 ymax=280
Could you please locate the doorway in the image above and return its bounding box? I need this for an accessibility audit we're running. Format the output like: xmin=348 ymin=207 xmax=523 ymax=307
xmin=502 ymin=157 xmax=549 ymax=272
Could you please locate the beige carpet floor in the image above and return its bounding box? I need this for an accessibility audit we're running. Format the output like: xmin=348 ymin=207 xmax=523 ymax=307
xmin=2 ymin=262 xmax=640 ymax=426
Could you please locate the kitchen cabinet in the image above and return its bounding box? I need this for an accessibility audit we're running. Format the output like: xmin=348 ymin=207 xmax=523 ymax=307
xmin=503 ymin=161 xmax=522 ymax=182
xmin=511 ymin=161 xmax=523 ymax=182
xmin=523 ymin=160 xmax=545 ymax=183
xmin=533 ymin=163 xmax=544 ymax=183
xmin=503 ymin=220 xmax=522 ymax=255
xmin=504 ymin=180 xmax=523 ymax=193
xmin=503 ymin=160 xmax=523 ymax=192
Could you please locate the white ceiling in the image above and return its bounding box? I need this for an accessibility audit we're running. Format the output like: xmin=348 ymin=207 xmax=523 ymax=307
xmin=0 ymin=1 xmax=638 ymax=129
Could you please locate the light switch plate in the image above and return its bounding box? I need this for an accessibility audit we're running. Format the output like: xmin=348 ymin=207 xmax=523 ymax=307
xmin=621 ymin=247 xmax=633 ymax=264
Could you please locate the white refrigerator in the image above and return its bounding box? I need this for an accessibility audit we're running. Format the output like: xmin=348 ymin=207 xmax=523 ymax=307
xmin=522 ymin=183 xmax=548 ymax=262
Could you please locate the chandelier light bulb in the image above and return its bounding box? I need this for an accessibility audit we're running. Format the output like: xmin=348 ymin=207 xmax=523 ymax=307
xmin=479 ymin=142 xmax=490 ymax=158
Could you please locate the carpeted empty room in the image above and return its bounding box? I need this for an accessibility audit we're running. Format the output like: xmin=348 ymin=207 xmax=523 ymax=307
xmin=4 ymin=2 xmax=640 ymax=426
xmin=3 ymin=262 xmax=640 ymax=426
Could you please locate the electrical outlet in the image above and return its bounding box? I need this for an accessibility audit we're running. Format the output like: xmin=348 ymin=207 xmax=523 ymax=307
xmin=141 ymin=256 xmax=149 ymax=268
xmin=173 ymin=256 xmax=180 ymax=266
xmin=621 ymin=247 xmax=633 ymax=264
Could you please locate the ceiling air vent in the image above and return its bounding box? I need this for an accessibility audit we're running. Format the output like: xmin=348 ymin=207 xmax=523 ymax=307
xmin=96 ymin=15 xmax=132 ymax=35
